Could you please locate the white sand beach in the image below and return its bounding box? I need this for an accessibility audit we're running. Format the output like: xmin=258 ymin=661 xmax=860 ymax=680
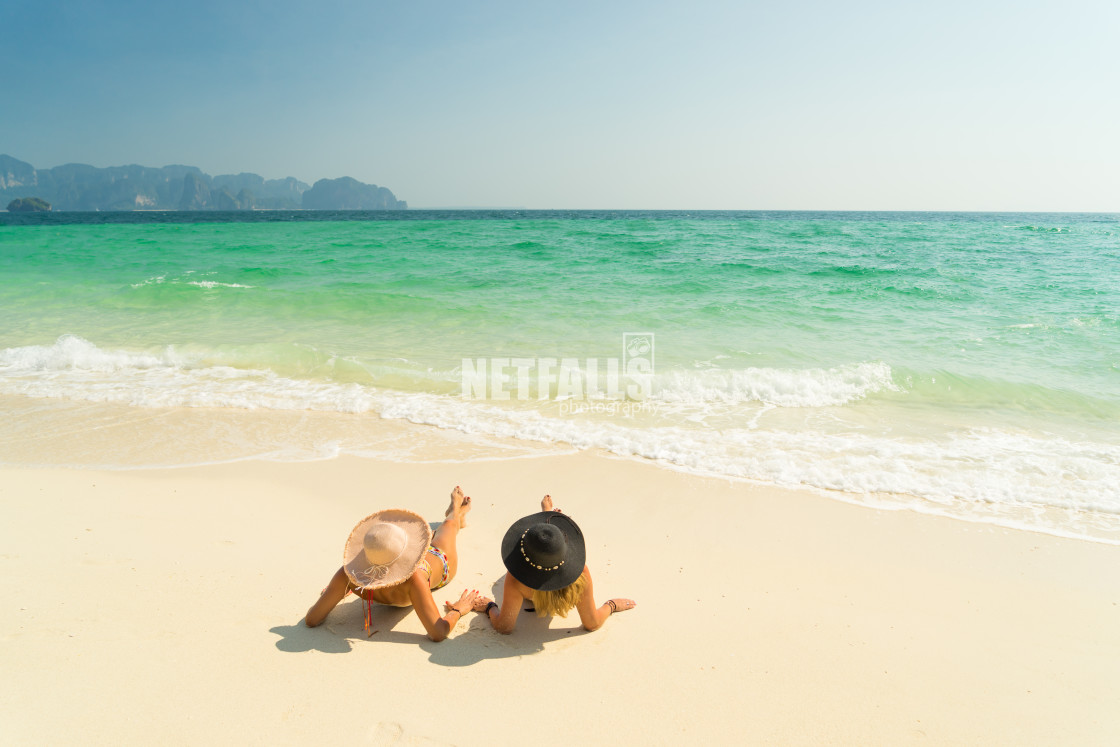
xmin=2 ymin=452 xmax=1118 ymax=745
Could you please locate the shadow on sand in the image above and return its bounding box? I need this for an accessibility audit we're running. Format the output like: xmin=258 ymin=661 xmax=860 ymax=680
xmin=269 ymin=579 xmax=591 ymax=665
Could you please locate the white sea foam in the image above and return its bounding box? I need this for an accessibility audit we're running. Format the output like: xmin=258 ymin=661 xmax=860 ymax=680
xmin=130 ymin=273 xmax=253 ymax=289
xmin=131 ymin=275 xmax=166 ymax=288
xmin=0 ymin=335 xmax=187 ymax=372
xmin=371 ymin=395 xmax=1120 ymax=515
xmin=3 ymin=337 xmax=1119 ymax=540
xmin=0 ymin=337 xmax=374 ymax=412
xmin=650 ymin=361 xmax=898 ymax=407
xmin=186 ymin=281 xmax=254 ymax=289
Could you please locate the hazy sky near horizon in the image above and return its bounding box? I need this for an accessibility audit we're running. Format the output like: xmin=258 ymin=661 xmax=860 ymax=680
xmin=3 ymin=0 xmax=1118 ymax=210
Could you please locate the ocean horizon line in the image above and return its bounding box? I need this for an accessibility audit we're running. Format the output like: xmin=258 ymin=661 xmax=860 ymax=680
xmin=4 ymin=208 xmax=1118 ymax=226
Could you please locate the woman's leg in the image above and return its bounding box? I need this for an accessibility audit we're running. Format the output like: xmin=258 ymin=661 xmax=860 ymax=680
xmin=430 ymin=486 xmax=471 ymax=582
xmin=305 ymin=566 xmax=352 ymax=627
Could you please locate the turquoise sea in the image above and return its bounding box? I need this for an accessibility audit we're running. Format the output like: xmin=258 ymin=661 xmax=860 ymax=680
xmin=2 ymin=211 xmax=1118 ymax=542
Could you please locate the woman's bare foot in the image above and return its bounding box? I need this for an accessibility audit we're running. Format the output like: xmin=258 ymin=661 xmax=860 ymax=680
xmin=446 ymin=485 xmax=471 ymax=528
xmin=541 ymin=494 xmax=560 ymax=513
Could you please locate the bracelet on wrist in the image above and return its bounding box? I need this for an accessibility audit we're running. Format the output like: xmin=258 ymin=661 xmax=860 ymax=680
xmin=607 ymin=599 xmax=617 ymax=614
xmin=485 ymin=601 xmax=498 ymax=615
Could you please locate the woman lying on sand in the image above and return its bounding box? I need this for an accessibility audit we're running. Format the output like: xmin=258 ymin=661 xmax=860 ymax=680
xmin=305 ymin=486 xmax=478 ymax=641
xmin=463 ymin=495 xmax=635 ymax=633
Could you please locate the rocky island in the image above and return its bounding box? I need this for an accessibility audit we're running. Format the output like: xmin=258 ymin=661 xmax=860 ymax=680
xmin=0 ymin=155 xmax=406 ymax=212
xmin=6 ymin=196 xmax=51 ymax=212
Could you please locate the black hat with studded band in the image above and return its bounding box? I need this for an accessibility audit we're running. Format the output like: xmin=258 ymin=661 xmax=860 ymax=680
xmin=501 ymin=511 xmax=586 ymax=591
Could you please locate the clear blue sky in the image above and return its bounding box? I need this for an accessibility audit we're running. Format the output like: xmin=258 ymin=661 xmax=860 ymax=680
xmin=3 ymin=0 xmax=1117 ymax=210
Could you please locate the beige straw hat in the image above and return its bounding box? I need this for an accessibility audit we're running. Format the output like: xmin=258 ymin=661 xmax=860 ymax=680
xmin=343 ymin=509 xmax=432 ymax=590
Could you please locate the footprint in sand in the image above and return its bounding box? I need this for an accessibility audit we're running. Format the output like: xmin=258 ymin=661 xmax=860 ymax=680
xmin=368 ymin=721 xmax=452 ymax=746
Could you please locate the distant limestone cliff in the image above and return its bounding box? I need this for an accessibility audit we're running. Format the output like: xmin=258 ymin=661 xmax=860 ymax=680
xmin=0 ymin=154 xmax=407 ymax=212
xmin=302 ymin=177 xmax=407 ymax=210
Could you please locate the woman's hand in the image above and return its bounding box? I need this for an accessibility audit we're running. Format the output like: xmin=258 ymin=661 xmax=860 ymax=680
xmin=444 ymin=592 xmax=493 ymax=613
xmin=444 ymin=588 xmax=479 ymax=617
xmin=606 ymin=598 xmax=636 ymax=614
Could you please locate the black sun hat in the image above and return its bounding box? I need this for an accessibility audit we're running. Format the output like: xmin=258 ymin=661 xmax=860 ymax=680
xmin=501 ymin=511 xmax=586 ymax=591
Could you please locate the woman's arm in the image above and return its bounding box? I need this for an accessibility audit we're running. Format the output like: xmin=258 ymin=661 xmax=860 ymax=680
xmin=305 ymin=566 xmax=351 ymax=627
xmin=473 ymin=573 xmax=527 ymax=634
xmin=410 ymin=577 xmax=477 ymax=642
xmin=575 ymin=567 xmax=636 ymax=632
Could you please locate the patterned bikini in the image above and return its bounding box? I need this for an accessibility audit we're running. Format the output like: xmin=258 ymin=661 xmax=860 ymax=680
xmin=415 ymin=545 xmax=451 ymax=591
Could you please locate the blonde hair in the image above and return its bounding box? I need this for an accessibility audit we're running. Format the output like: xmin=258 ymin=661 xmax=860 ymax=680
xmin=531 ymin=572 xmax=588 ymax=618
